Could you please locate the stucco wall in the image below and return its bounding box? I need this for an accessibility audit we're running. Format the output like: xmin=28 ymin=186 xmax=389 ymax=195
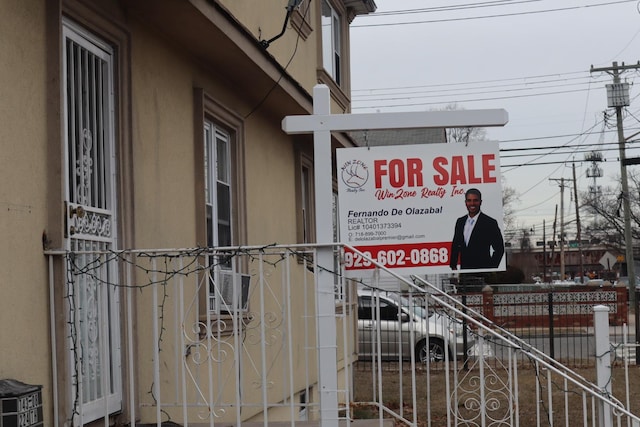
xmin=0 ymin=0 xmax=52 ymax=409
xmin=217 ymin=0 xmax=320 ymax=99
xmin=129 ymin=19 xmax=309 ymax=422
xmin=130 ymin=26 xmax=199 ymax=249
xmin=129 ymin=20 xmax=300 ymax=249
xmin=0 ymin=0 xmax=348 ymax=423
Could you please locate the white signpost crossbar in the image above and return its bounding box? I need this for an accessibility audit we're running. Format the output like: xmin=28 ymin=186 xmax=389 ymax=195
xmin=281 ymin=84 xmax=508 ymax=427
xmin=283 ymin=108 xmax=509 ymax=133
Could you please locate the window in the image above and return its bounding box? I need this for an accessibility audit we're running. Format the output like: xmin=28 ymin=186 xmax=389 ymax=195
xmin=203 ymin=120 xmax=248 ymax=313
xmin=204 ymin=122 xmax=232 ymax=255
xmin=298 ymin=154 xmax=316 ymax=244
xmin=194 ymin=91 xmax=246 ymax=315
xmin=358 ymin=296 xmax=401 ymax=321
xmin=295 ymin=154 xmax=347 ymax=302
xmin=321 ymin=0 xmax=342 ymax=85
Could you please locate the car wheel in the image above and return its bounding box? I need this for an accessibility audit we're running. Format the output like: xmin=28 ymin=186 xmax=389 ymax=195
xmin=417 ymin=338 xmax=446 ymax=363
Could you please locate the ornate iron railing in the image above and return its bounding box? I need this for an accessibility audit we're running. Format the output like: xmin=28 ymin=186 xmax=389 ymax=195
xmin=45 ymin=244 xmax=640 ymax=426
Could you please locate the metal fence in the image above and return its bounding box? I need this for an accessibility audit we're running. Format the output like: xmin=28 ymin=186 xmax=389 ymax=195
xmin=46 ymin=244 xmax=640 ymax=426
xmin=454 ymin=283 xmax=631 ymax=366
xmin=346 ymin=246 xmax=640 ymax=427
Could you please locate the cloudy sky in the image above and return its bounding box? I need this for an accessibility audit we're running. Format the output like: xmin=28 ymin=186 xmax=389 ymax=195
xmin=349 ymin=0 xmax=640 ymax=243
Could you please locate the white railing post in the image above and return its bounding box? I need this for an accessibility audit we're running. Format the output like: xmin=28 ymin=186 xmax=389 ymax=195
xmin=48 ymin=255 xmax=60 ymax=427
xmin=594 ymin=305 xmax=613 ymax=427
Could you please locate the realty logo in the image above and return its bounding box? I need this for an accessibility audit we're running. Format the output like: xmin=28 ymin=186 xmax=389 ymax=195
xmin=340 ymin=159 xmax=369 ymax=189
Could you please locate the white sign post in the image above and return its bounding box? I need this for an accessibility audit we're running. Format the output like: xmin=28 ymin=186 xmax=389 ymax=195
xmin=282 ymin=84 xmax=508 ymax=427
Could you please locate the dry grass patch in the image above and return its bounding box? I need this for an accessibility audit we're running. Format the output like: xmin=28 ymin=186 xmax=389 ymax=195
xmin=351 ymin=362 xmax=640 ymax=426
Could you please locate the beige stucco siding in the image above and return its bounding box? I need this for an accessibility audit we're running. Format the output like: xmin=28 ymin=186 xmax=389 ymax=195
xmin=129 ymin=13 xmax=304 ymax=249
xmin=0 ymin=0 xmax=52 ymax=399
xmin=243 ymin=118 xmax=298 ymax=245
xmin=130 ymin=25 xmax=199 ymax=249
xmin=216 ymin=0 xmax=320 ymax=99
xmin=0 ymin=0 xmax=358 ymax=423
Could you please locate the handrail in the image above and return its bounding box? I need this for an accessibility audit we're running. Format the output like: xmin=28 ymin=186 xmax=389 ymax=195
xmin=343 ymin=243 xmax=640 ymax=423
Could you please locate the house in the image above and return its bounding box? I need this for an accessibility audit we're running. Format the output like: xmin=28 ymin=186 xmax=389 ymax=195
xmin=0 ymin=0 xmax=376 ymax=425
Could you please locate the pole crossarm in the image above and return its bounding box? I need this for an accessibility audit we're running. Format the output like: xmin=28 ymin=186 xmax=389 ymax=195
xmin=282 ymin=109 xmax=509 ymax=134
xmin=591 ymin=61 xmax=640 ymax=75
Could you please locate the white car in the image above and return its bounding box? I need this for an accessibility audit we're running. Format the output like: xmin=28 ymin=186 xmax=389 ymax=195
xmin=357 ymin=290 xmax=469 ymax=363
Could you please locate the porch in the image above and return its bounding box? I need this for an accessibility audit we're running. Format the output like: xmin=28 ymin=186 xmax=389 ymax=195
xmin=45 ymin=244 xmax=640 ymax=426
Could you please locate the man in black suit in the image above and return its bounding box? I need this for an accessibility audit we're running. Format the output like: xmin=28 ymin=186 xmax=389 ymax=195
xmin=450 ymin=188 xmax=504 ymax=270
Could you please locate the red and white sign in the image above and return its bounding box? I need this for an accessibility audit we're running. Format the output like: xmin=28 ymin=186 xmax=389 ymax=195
xmin=337 ymin=142 xmax=505 ymax=276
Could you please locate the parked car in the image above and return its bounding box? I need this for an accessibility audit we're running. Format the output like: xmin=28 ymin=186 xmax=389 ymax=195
xmin=615 ymin=276 xmax=640 ymax=287
xmin=357 ymin=289 xmax=469 ymax=363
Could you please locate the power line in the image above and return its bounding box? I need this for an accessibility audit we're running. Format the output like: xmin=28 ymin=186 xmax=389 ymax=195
xmin=501 ymin=158 xmax=618 ymax=167
xmin=499 ymin=132 xmax=626 ymax=144
xmin=501 ymin=139 xmax=640 ymax=152
xmin=501 ymin=145 xmax=635 ymax=159
xmin=352 ymin=88 xmax=597 ymax=109
xmin=352 ymin=70 xmax=593 ymax=93
xmin=353 ymin=79 xmax=610 ymax=102
xmin=351 ymin=76 xmax=640 ymax=111
xmin=351 ymin=0 xmax=636 ymax=27
xmin=351 ymin=77 xmax=640 ymax=110
xmin=369 ymin=0 xmax=545 ymax=16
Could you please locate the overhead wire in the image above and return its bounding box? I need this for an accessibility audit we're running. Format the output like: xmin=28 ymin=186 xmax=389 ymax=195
xmin=498 ymin=101 xmax=640 ymax=162
xmin=349 ymin=0 xmax=640 ymax=228
xmin=353 ymin=75 xmax=610 ymax=98
xmin=369 ymin=0 xmax=546 ymax=16
xmin=353 ymin=80 xmax=610 ymax=105
xmin=351 ymin=0 xmax=637 ymax=27
xmin=351 ymin=74 xmax=635 ymax=110
xmin=353 ymin=73 xmax=602 ymax=95
xmin=352 ymin=70 xmax=592 ymax=93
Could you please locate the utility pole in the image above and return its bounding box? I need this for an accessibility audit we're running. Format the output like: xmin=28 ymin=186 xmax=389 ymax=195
xmin=550 ymin=205 xmax=558 ymax=282
xmin=573 ymin=164 xmax=585 ymax=284
xmin=542 ymin=219 xmax=547 ymax=282
xmin=590 ymin=62 xmax=638 ymax=303
xmin=550 ymin=178 xmax=567 ymax=280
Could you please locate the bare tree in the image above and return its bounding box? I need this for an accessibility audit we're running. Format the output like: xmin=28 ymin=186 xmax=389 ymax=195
xmin=439 ymin=103 xmax=488 ymax=143
xmin=580 ymin=170 xmax=640 ymax=250
xmin=502 ymin=180 xmax=518 ymax=235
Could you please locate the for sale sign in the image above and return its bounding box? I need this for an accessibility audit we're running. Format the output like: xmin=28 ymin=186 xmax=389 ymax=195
xmin=337 ymin=141 xmax=506 ymax=276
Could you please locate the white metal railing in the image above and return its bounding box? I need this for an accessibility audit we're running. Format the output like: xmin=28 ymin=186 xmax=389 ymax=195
xmin=47 ymin=244 xmax=358 ymax=427
xmin=45 ymin=243 xmax=640 ymax=426
xmin=347 ymin=240 xmax=640 ymax=427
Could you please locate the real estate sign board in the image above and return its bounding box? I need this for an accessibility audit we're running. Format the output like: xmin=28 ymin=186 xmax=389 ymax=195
xmin=337 ymin=141 xmax=505 ymax=277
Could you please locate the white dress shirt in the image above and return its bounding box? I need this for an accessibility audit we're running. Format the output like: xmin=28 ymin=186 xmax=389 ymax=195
xmin=464 ymin=215 xmax=478 ymax=245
